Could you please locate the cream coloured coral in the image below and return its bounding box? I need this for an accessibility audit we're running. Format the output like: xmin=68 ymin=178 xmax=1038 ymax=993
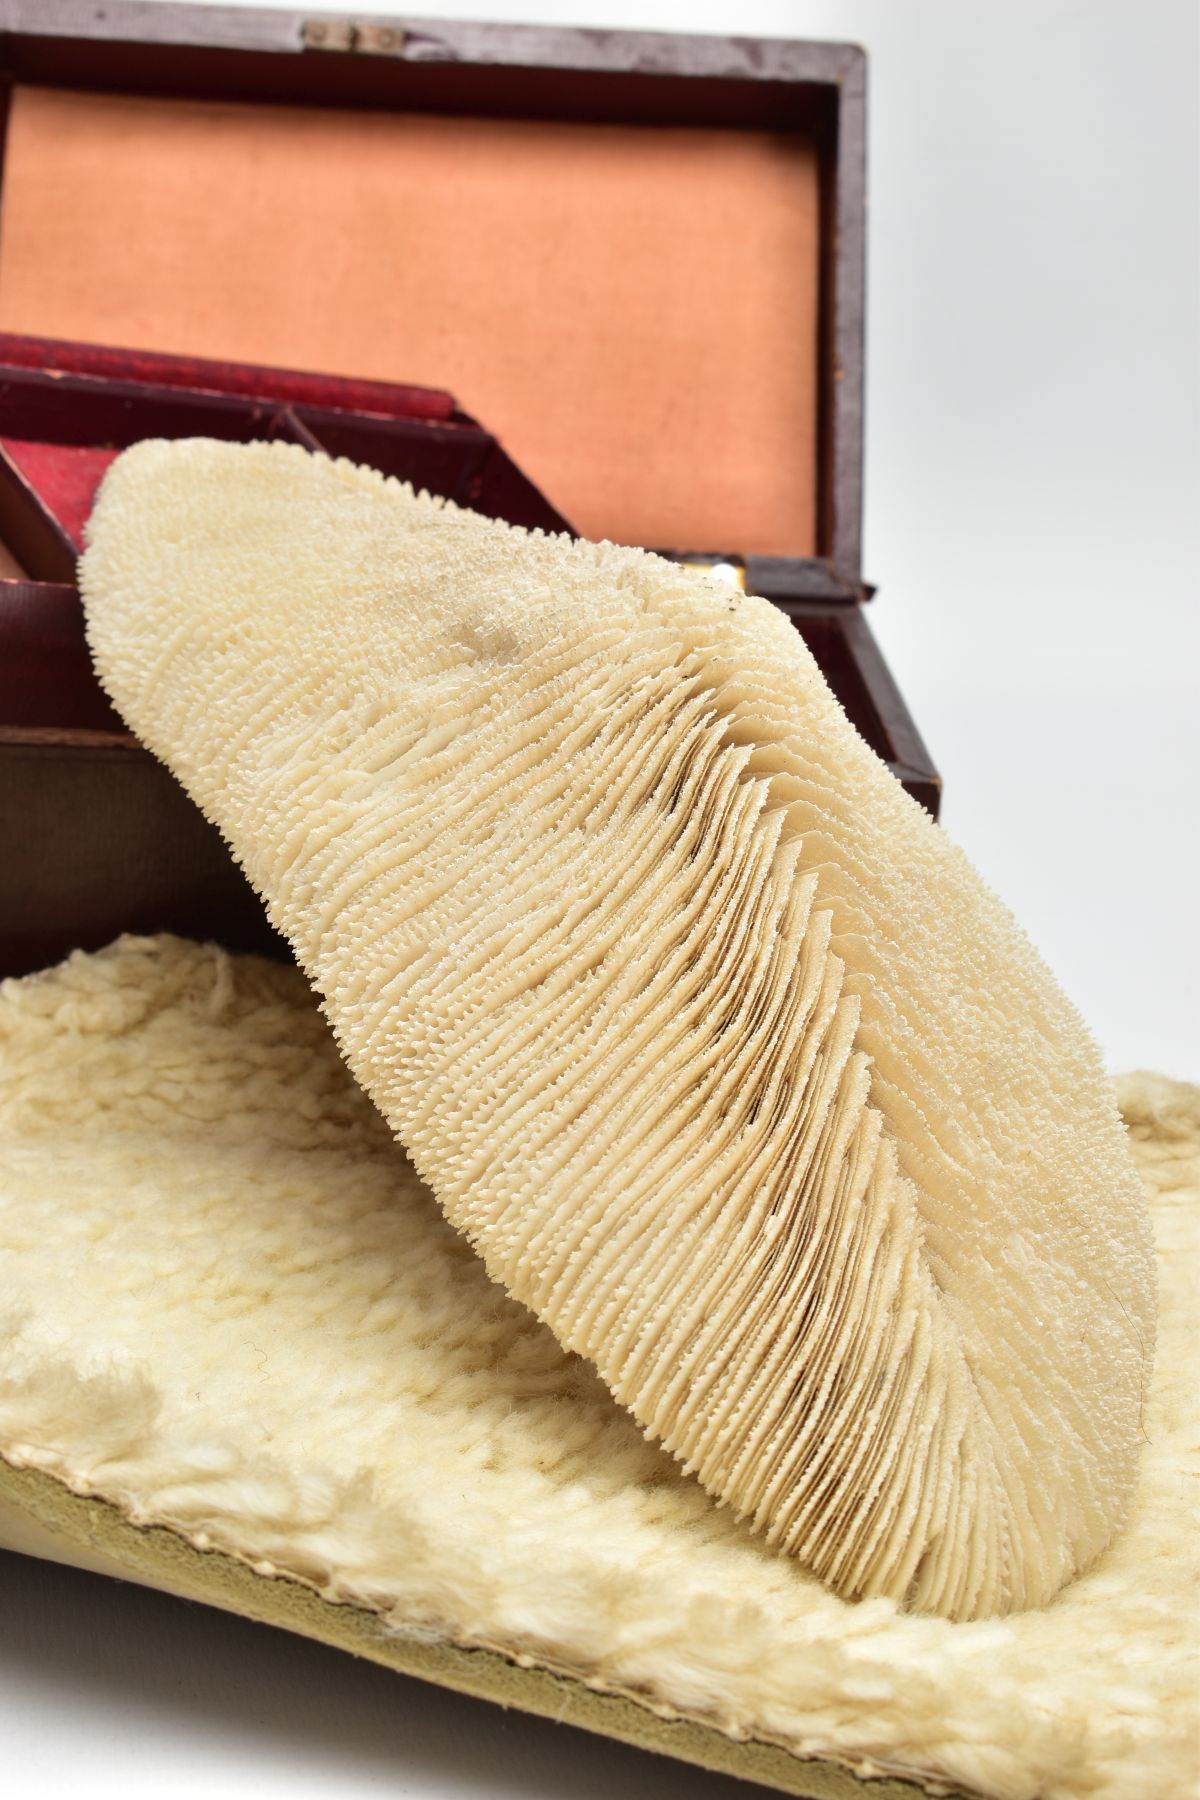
xmin=80 ymin=438 xmax=1155 ymax=1620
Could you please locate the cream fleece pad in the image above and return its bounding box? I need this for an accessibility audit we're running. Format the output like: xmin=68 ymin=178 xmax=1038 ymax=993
xmin=0 ymin=936 xmax=1195 ymax=1800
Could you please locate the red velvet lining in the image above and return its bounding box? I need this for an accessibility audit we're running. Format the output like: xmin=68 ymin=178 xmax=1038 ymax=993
xmin=1 ymin=440 xmax=120 ymax=547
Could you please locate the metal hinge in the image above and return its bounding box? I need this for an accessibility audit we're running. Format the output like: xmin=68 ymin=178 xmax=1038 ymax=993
xmin=302 ymin=18 xmax=408 ymax=56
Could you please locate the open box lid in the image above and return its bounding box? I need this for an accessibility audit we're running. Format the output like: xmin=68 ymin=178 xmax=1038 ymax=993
xmin=0 ymin=1 xmax=866 ymax=601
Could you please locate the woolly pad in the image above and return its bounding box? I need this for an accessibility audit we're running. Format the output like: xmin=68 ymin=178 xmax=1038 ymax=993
xmin=0 ymin=937 xmax=1195 ymax=1799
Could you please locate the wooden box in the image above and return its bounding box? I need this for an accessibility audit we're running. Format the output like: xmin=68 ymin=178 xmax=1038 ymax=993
xmin=0 ymin=0 xmax=940 ymax=987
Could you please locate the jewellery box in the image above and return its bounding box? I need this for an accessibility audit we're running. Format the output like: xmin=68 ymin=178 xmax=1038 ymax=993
xmin=0 ymin=0 xmax=938 ymax=986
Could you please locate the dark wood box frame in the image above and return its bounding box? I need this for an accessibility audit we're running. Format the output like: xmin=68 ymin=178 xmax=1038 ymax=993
xmin=0 ymin=1 xmax=941 ymax=979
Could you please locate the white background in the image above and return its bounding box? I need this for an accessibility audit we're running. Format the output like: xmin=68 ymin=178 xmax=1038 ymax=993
xmin=2 ymin=1 xmax=1197 ymax=1795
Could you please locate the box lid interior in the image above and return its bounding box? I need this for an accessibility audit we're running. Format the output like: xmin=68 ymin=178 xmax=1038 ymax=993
xmin=0 ymin=12 xmax=862 ymax=575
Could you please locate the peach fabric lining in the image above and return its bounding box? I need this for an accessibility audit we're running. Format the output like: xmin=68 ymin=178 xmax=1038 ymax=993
xmin=0 ymin=86 xmax=819 ymax=555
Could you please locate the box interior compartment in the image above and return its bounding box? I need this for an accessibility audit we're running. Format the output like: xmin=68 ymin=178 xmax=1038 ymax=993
xmin=0 ymin=349 xmax=568 ymax=577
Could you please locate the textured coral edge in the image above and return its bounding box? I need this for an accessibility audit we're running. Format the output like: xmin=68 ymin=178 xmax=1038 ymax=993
xmin=0 ymin=1456 xmax=951 ymax=1800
